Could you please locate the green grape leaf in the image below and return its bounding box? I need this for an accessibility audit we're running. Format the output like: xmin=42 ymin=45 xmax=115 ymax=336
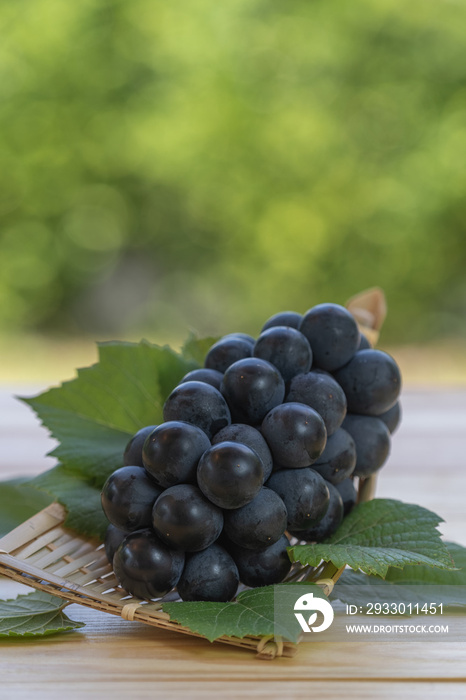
xmin=162 ymin=582 xmax=327 ymax=643
xmin=31 ymin=465 xmax=109 ymax=539
xmin=18 ymin=337 xmax=209 ymax=539
xmin=0 ymin=478 xmax=53 ymax=537
xmin=22 ymin=340 xmax=197 ymax=485
xmin=331 ymin=542 xmax=466 ymax=609
xmin=181 ymin=333 xmax=218 ymax=365
xmin=0 ymin=591 xmax=85 ymax=638
xmin=288 ymin=499 xmax=455 ymax=578
xmin=383 ymin=541 xmax=466 ymax=585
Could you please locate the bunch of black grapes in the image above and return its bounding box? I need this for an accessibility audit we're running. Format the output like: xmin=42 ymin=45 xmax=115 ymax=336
xmin=101 ymin=303 xmax=401 ymax=603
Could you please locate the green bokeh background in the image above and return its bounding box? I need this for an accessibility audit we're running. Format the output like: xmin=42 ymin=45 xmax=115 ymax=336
xmin=1 ymin=0 xmax=465 ymax=346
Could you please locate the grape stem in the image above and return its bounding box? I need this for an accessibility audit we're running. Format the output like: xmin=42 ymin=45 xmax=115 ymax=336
xmin=286 ymin=560 xmax=346 ymax=592
xmin=308 ymin=561 xmax=346 ymax=595
xmin=357 ymin=474 xmax=378 ymax=503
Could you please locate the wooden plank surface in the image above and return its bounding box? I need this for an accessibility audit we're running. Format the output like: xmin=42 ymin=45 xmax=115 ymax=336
xmin=1 ymin=386 xmax=466 ymax=699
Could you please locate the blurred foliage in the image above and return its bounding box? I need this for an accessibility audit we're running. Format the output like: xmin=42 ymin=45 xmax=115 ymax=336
xmin=0 ymin=0 xmax=465 ymax=342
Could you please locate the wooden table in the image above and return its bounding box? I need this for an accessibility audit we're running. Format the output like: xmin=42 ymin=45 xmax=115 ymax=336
xmin=1 ymin=386 xmax=466 ymax=699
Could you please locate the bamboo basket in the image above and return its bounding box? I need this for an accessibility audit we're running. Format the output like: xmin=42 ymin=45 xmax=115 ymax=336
xmin=0 ymin=289 xmax=386 ymax=659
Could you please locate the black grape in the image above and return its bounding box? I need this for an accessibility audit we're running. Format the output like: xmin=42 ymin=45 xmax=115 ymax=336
xmin=335 ymin=478 xmax=357 ymax=516
xmin=205 ymin=336 xmax=252 ymax=373
xmin=101 ymin=466 xmax=162 ymax=532
xmin=221 ymin=358 xmax=285 ymax=425
xmin=285 ymin=370 xmax=347 ymax=436
xmin=358 ymin=334 xmax=372 ymax=350
xmin=312 ymin=428 xmax=356 ymax=485
xmin=378 ymin=400 xmax=402 ymax=434
xmin=104 ymin=524 xmax=128 ymax=564
xmin=334 ymin=349 xmax=401 ymax=416
xmin=163 ymin=380 xmax=231 ymax=439
xmin=300 ymin=303 xmax=360 ymax=371
xmin=261 ymin=402 xmax=327 ymax=468
xmin=229 ymin=534 xmax=292 ymax=587
xmin=342 ymin=414 xmax=391 ymax=477
xmin=291 ymin=482 xmax=344 ymax=542
xmin=266 ymin=468 xmax=329 ymax=531
xmin=179 ymin=368 xmax=223 ymax=391
xmin=261 ymin=311 xmax=303 ymax=332
xmin=152 ymin=484 xmax=223 ymax=552
xmin=113 ymin=529 xmax=185 ymax=599
xmin=223 ymin=487 xmax=287 ymax=550
xmin=142 ymin=420 xmax=210 ymax=487
xmin=212 ymin=423 xmax=274 ymax=482
xmin=197 ymin=441 xmax=263 ymax=509
xmin=123 ymin=425 xmax=157 ymax=467
xmin=223 ymin=332 xmax=255 ymax=346
xmin=253 ymin=326 xmax=312 ymax=383
xmin=177 ymin=543 xmax=239 ymax=602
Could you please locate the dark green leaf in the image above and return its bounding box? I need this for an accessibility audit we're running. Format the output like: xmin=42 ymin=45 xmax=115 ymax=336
xmin=288 ymin=499 xmax=455 ymax=578
xmin=31 ymin=465 xmax=108 ymax=539
xmin=18 ymin=338 xmax=213 ymax=540
xmin=22 ymin=340 xmax=197 ymax=486
xmin=0 ymin=591 xmax=84 ymax=638
xmin=383 ymin=541 xmax=466 ymax=585
xmin=332 ymin=542 xmax=466 ymax=610
xmin=162 ymin=582 xmax=326 ymax=643
xmin=0 ymin=479 xmax=52 ymax=537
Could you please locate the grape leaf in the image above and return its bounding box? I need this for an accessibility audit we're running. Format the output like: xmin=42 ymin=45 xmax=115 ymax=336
xmin=331 ymin=542 xmax=466 ymax=610
xmin=22 ymin=340 xmax=197 ymax=485
xmin=0 ymin=478 xmax=52 ymax=537
xmin=162 ymin=582 xmax=327 ymax=643
xmin=21 ymin=338 xmax=207 ymax=538
xmin=31 ymin=465 xmax=109 ymax=539
xmin=383 ymin=541 xmax=466 ymax=585
xmin=0 ymin=591 xmax=84 ymax=638
xmin=181 ymin=333 xmax=218 ymax=365
xmin=288 ymin=499 xmax=455 ymax=578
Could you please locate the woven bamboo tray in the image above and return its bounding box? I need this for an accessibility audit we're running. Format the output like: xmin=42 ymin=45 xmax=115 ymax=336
xmin=0 ymin=475 xmax=377 ymax=659
xmin=0 ymin=288 xmax=384 ymax=658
